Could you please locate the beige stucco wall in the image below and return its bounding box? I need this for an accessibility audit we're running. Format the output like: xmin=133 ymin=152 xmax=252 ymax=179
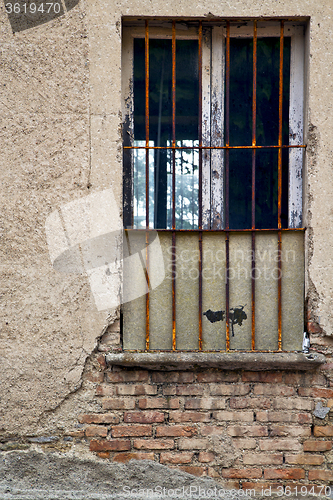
xmin=1 ymin=0 xmax=333 ymax=440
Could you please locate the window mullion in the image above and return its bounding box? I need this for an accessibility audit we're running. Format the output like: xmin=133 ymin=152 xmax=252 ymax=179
xmin=289 ymin=30 xmax=304 ymax=229
xmin=202 ymin=27 xmax=212 ymax=230
xmin=210 ymin=26 xmax=225 ymax=230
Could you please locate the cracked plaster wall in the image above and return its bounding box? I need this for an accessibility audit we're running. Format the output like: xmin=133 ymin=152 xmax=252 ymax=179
xmin=1 ymin=0 xmax=333 ymax=441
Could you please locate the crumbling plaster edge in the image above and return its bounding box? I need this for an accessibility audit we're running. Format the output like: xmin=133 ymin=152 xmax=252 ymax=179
xmin=105 ymin=351 xmax=326 ymax=371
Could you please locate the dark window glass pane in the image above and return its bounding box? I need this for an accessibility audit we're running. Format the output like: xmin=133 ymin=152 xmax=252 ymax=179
xmin=256 ymin=37 xmax=290 ymax=146
xmin=229 ymin=39 xmax=253 ymax=147
xmin=133 ymin=38 xmax=199 ymax=229
xmin=255 ymin=149 xmax=278 ymax=229
xmin=229 ymin=149 xmax=252 ymax=229
xmin=175 ymin=40 xmax=199 ymax=141
xmin=227 ymin=35 xmax=290 ymax=229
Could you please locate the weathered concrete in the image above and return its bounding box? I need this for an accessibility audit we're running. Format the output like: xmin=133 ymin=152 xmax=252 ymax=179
xmin=0 ymin=451 xmax=324 ymax=500
xmin=106 ymin=351 xmax=326 ymax=371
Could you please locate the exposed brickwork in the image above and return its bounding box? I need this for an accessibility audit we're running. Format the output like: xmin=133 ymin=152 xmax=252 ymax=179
xmin=81 ymin=357 xmax=333 ymax=488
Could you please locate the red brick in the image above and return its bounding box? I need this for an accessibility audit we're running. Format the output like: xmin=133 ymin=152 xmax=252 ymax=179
xmin=213 ymin=411 xmax=253 ymax=422
xmin=298 ymin=413 xmax=312 ymax=424
xmin=162 ymin=387 xmax=177 ymax=395
xmin=198 ymin=452 xmax=215 ymax=463
xmin=256 ymin=410 xmax=311 ymax=425
xmin=264 ymin=468 xmax=305 ymax=480
xmin=179 ymin=466 xmax=206 ymax=476
xmin=115 ymin=384 xmax=157 ymax=396
xmin=241 ymin=482 xmax=281 ymax=494
xmin=220 ymin=480 xmax=241 ymax=490
xmin=200 ymin=425 xmax=225 ymax=436
xmin=285 ymin=453 xmax=324 ymax=465
xmin=96 ymin=355 xmax=107 ymax=369
xmin=160 ymin=452 xmax=194 ymax=464
xmin=307 ymin=321 xmax=322 ymax=334
xmin=85 ymin=425 xmax=108 ymax=438
xmin=242 ymin=372 xmax=282 ymax=383
xmin=207 ymin=467 xmax=220 ymax=479
xmin=89 ymin=439 xmax=131 ymax=452
xmin=139 ymin=397 xmax=179 ymax=409
xmin=222 ymin=468 xmax=262 ymax=479
xmin=102 ymin=398 xmax=135 ymax=410
xmin=123 ymin=411 xmax=165 ymax=424
xmin=111 ymin=425 xmax=152 ymax=437
xmin=156 ymin=425 xmax=197 ymax=437
xmin=269 ymin=425 xmax=311 ymax=438
xmin=299 ymin=387 xmax=333 ymax=398
xmin=314 ymin=425 xmax=333 ymax=437
xmin=259 ymin=439 xmax=302 ymax=452
xmin=303 ymin=440 xmax=332 ymax=452
xmin=284 ymin=372 xmax=327 ymax=386
xmin=209 ymin=384 xmax=251 ymax=396
xmin=169 ymin=411 xmax=210 ymax=423
xmin=309 ymin=470 xmax=333 ymax=481
xmin=230 ymin=397 xmax=271 ymax=410
xmin=78 ymin=413 xmax=119 ymax=424
xmin=106 ymin=370 xmax=148 ymax=383
xmin=227 ymin=425 xmax=268 ymax=438
xmin=322 ymin=362 xmax=333 ymax=371
xmin=133 ymin=439 xmax=174 ymax=450
xmin=184 ymin=398 xmax=225 ymax=410
xmin=253 ymin=384 xmax=296 ymax=396
xmin=233 ymin=438 xmax=257 ymax=449
xmin=197 ymin=372 xmax=238 ymax=383
xmin=243 ymin=453 xmax=283 ymax=466
xmin=113 ymin=452 xmax=154 ymax=462
xmin=178 ymin=438 xmax=208 ymax=450
xmin=176 ymin=386 xmax=204 ymax=396
xmin=272 ymin=398 xmax=312 ymax=410
xmin=97 ymin=452 xmax=109 ymax=459
xmin=95 ymin=385 xmax=115 ymax=397
xmin=151 ymin=372 xmax=194 ymax=383
xmin=83 ymin=372 xmax=104 ymax=383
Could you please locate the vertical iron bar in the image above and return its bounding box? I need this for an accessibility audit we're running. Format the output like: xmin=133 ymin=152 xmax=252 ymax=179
xmin=277 ymin=20 xmax=284 ymax=351
xmin=225 ymin=21 xmax=230 ymax=351
xmin=172 ymin=20 xmax=177 ymax=351
xmin=145 ymin=20 xmax=150 ymax=351
xmin=251 ymin=21 xmax=257 ymax=351
xmin=198 ymin=21 xmax=203 ymax=351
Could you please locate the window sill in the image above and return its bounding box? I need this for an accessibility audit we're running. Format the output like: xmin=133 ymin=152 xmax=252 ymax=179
xmin=105 ymin=351 xmax=326 ymax=371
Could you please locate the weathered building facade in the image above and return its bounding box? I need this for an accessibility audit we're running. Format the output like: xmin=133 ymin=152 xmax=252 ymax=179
xmin=2 ymin=0 xmax=333 ymax=493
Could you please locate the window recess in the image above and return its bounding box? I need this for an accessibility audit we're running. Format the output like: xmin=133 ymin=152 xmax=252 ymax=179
xmin=122 ymin=19 xmax=306 ymax=353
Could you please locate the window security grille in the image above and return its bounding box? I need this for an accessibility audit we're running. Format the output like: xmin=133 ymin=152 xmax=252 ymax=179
xmin=122 ymin=19 xmax=306 ymax=352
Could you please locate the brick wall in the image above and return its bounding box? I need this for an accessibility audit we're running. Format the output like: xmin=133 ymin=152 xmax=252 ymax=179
xmin=79 ymin=350 xmax=333 ymax=493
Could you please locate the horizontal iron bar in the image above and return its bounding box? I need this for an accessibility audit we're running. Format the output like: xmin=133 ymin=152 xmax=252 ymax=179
xmin=124 ymin=144 xmax=306 ymax=150
xmin=122 ymin=349 xmax=306 ymax=354
xmin=125 ymin=227 xmax=306 ymax=232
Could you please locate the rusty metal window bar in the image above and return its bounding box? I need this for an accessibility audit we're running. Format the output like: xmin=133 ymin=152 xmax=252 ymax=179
xmin=122 ymin=19 xmax=306 ymax=353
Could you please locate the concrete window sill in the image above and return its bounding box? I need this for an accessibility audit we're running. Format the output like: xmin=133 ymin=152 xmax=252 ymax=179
xmin=105 ymin=351 xmax=326 ymax=371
